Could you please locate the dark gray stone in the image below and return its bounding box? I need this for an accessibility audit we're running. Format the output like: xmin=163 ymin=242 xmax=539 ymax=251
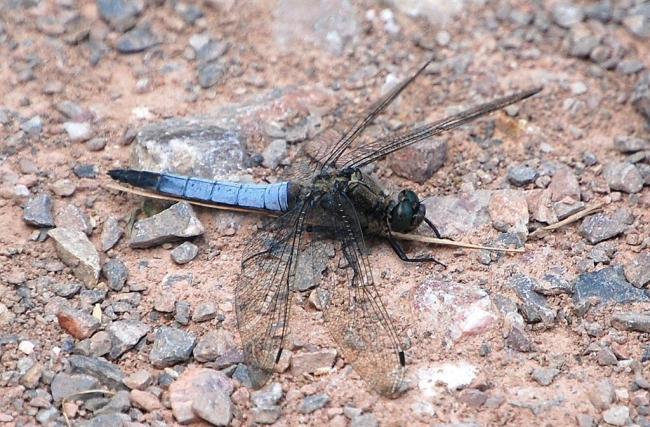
xmin=102 ymin=258 xmax=128 ymax=291
xmin=171 ymin=242 xmax=199 ymax=264
xmin=507 ymin=165 xmax=538 ymax=186
xmin=78 ymin=413 xmax=131 ymax=427
xmin=101 ymin=217 xmax=123 ymax=252
xmin=552 ymin=3 xmax=584 ymax=28
xmin=80 ymin=289 xmax=107 ymax=306
xmin=632 ymin=72 xmax=650 ymax=123
xmin=509 ymin=274 xmax=556 ymax=324
xmin=611 ymin=312 xmax=650 ymax=333
xmin=300 ymin=394 xmax=330 ymax=414
xmin=195 ymin=39 xmax=228 ymax=64
xmin=175 ymin=301 xmax=191 ymax=325
xmin=579 ymin=213 xmax=627 ymax=244
xmin=73 ymin=164 xmax=98 ymax=179
xmin=69 ymin=355 xmax=125 ymax=389
xmin=96 ymin=0 xmax=142 ymax=32
xmin=54 ymin=282 xmax=82 ymax=298
xmin=23 ymin=194 xmax=55 ymax=227
xmin=603 ymin=162 xmax=644 ymax=193
xmin=51 ymin=372 xmax=100 ymax=402
xmin=191 ymin=302 xmax=217 ymax=323
xmin=107 ymin=320 xmax=151 ymax=359
xmin=129 ymin=202 xmax=204 ymax=248
xmin=573 ymin=267 xmax=650 ymax=305
xmin=95 ymin=390 xmax=131 ymax=414
xmin=116 ymin=25 xmax=158 ymax=53
xmin=533 ymin=273 xmax=574 ymax=296
xmin=198 ymin=62 xmax=225 ymax=89
xmin=149 ymin=326 xmax=196 ymax=368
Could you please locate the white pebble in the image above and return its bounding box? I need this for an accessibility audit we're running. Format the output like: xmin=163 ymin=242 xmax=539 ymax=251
xmin=19 ymin=340 xmax=35 ymax=355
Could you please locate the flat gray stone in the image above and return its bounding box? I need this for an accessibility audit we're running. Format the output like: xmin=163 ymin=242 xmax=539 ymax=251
xmin=579 ymin=213 xmax=627 ymax=244
xmin=149 ymin=326 xmax=196 ymax=368
xmin=69 ymin=355 xmax=125 ymax=389
xmin=170 ymin=241 xmax=199 ymax=264
xmin=509 ymin=274 xmax=556 ymax=324
xmin=130 ymin=118 xmax=248 ymax=181
xmin=116 ymin=25 xmax=158 ymax=53
xmin=55 ymin=204 xmax=93 ymax=235
xmin=102 ymin=259 xmax=128 ymax=291
xmin=603 ymin=162 xmax=643 ymax=193
xmin=48 ymin=228 xmax=100 ymax=287
xmin=100 ymin=217 xmax=123 ymax=252
xmin=422 ymin=190 xmax=491 ymax=238
xmin=51 ymin=372 xmax=100 ymax=402
xmin=611 ymin=312 xmax=650 ymax=333
xmin=23 ymin=194 xmax=55 ymax=227
xmin=129 ymin=202 xmax=204 ymax=248
xmin=107 ymin=320 xmax=151 ymax=359
xmin=300 ymin=394 xmax=330 ymax=414
xmin=97 ymin=0 xmax=142 ymax=32
xmin=573 ymin=267 xmax=650 ymax=305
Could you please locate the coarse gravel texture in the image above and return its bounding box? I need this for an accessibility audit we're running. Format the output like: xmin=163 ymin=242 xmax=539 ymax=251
xmin=1 ymin=0 xmax=650 ymax=426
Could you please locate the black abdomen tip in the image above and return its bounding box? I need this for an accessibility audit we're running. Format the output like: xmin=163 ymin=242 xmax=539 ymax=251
xmin=108 ymin=169 xmax=160 ymax=189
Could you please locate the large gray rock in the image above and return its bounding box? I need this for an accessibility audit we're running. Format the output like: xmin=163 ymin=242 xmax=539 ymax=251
xmin=129 ymin=202 xmax=204 ymax=248
xmin=421 ymin=190 xmax=491 ymax=238
xmin=48 ymin=228 xmax=101 ymax=287
xmin=130 ymin=118 xmax=248 ymax=180
xmin=51 ymin=373 xmax=100 ymax=402
xmin=573 ymin=267 xmax=650 ymax=305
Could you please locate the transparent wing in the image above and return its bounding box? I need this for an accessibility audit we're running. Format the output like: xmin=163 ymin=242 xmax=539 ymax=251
xmin=335 ymin=86 xmax=543 ymax=169
xmin=236 ymin=200 xmax=309 ymax=387
xmin=305 ymin=192 xmax=406 ymax=397
xmin=286 ymin=57 xmax=435 ymax=186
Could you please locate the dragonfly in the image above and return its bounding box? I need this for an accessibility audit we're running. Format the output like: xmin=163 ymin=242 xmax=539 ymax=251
xmin=110 ymin=57 xmax=541 ymax=397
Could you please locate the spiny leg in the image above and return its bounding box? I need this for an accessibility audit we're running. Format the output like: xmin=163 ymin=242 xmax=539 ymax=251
xmin=387 ymin=232 xmax=446 ymax=267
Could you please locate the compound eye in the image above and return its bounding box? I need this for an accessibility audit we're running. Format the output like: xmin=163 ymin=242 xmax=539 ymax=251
xmin=390 ymin=201 xmax=414 ymax=233
xmin=399 ymin=190 xmax=419 ymax=205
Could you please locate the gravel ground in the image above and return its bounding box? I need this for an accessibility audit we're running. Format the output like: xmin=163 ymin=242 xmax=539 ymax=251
xmin=1 ymin=0 xmax=650 ymax=426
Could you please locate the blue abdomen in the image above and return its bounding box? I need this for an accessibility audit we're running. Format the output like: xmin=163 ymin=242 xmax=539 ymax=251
xmin=109 ymin=169 xmax=291 ymax=212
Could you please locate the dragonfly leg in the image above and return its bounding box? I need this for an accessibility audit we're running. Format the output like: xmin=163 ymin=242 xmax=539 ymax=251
xmin=387 ymin=233 xmax=446 ymax=267
xmin=423 ymin=217 xmax=444 ymax=239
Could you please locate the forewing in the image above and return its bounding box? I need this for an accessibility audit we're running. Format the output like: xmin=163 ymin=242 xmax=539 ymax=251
xmin=335 ymin=86 xmax=543 ymax=169
xmin=307 ymin=193 xmax=405 ymax=397
xmin=298 ymin=58 xmax=434 ymax=173
xmin=236 ymin=202 xmax=308 ymax=387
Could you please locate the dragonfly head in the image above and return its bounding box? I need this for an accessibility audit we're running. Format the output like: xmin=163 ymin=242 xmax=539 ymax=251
xmin=389 ymin=189 xmax=426 ymax=233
